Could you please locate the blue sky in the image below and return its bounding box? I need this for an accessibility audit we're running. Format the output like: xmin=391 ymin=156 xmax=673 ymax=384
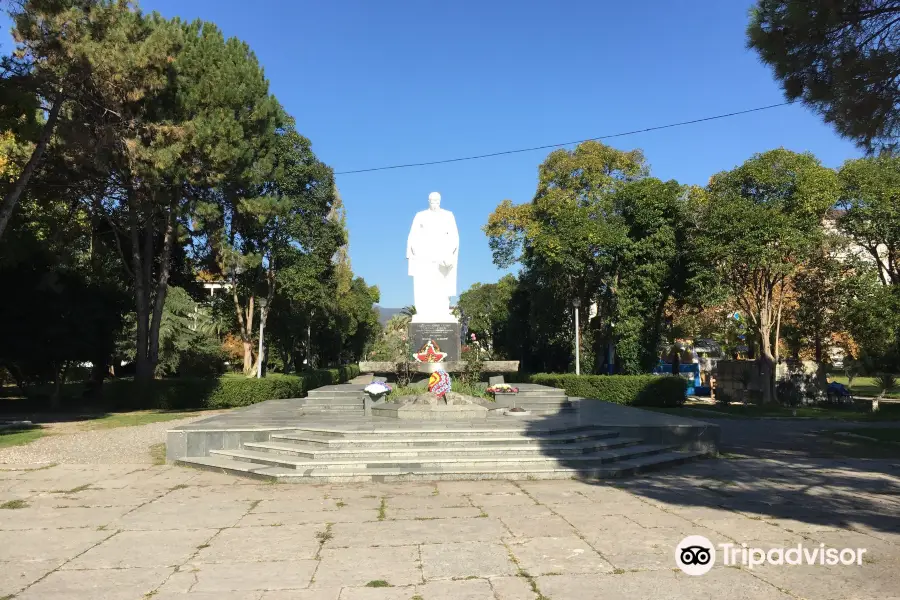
xmin=4 ymin=1 xmax=862 ymax=308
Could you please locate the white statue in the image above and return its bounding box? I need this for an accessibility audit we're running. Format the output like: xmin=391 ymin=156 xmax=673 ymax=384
xmin=406 ymin=192 xmax=459 ymax=323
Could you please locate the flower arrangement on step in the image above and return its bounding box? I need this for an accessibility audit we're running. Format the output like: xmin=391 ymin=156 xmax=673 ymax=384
xmin=486 ymin=384 xmax=518 ymax=394
xmin=364 ymin=381 xmax=392 ymax=401
xmin=428 ymin=370 xmax=452 ymax=397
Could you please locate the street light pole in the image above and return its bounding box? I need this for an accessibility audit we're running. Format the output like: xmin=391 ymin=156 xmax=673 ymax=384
xmin=257 ymin=297 xmax=268 ymax=379
xmin=572 ymin=298 xmax=581 ymax=376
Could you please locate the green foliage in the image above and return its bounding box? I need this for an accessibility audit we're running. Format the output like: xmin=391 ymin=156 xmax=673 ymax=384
xmin=459 ymin=347 xmax=485 ymax=385
xmin=839 ymin=155 xmax=900 ymax=286
xmin=875 ymin=373 xmax=898 ymax=398
xmin=100 ymin=365 xmax=359 ymax=410
xmin=522 ymin=374 xmax=687 ymax=407
xmin=485 ymin=142 xmax=710 ymax=374
xmin=155 ymin=286 xmax=224 ymax=378
xmin=457 ymin=275 xmax=516 ymax=355
xmin=748 ymin=0 xmax=900 ymax=153
xmin=842 ymin=275 xmax=900 ymax=373
xmin=698 ymin=149 xmax=840 ymax=400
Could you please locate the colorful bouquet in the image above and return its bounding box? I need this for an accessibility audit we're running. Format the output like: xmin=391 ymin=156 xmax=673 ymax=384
xmin=486 ymin=384 xmax=518 ymax=394
xmin=364 ymin=382 xmax=392 ymax=399
xmin=428 ymin=370 xmax=452 ymax=397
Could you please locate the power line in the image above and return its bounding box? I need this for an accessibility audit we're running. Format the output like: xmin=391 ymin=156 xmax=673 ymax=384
xmin=335 ymin=101 xmax=796 ymax=175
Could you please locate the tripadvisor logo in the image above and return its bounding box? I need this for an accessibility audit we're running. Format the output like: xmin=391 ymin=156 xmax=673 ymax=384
xmin=675 ymin=535 xmax=868 ymax=575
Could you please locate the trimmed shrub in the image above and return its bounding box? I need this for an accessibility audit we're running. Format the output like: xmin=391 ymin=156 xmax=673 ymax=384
xmin=522 ymin=373 xmax=686 ymax=407
xmin=99 ymin=365 xmax=361 ymax=411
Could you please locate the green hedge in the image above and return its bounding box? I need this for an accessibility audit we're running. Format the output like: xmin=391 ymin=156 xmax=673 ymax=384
xmin=519 ymin=373 xmax=686 ymax=408
xmin=100 ymin=365 xmax=360 ymax=410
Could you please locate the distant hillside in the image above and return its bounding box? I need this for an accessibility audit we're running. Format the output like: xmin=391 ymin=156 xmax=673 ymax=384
xmin=376 ymin=306 xmax=403 ymax=325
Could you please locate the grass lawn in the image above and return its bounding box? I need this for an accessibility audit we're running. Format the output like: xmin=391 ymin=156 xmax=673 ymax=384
xmin=816 ymin=427 xmax=900 ymax=458
xmin=829 ymin=427 xmax=900 ymax=443
xmin=649 ymin=403 xmax=900 ymax=421
xmin=0 ymin=409 xmax=206 ymax=450
xmin=830 ymin=375 xmax=900 ymax=398
xmin=84 ymin=410 xmax=203 ymax=430
xmin=149 ymin=442 xmax=167 ymax=465
xmin=0 ymin=428 xmax=46 ymax=449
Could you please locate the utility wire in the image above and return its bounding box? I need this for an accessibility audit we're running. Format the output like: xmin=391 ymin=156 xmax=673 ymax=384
xmin=335 ymin=101 xmax=795 ymax=175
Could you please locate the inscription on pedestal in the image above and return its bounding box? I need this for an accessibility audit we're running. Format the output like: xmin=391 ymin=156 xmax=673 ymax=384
xmin=408 ymin=322 xmax=461 ymax=363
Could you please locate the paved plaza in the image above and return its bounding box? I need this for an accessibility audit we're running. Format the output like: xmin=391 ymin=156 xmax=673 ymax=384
xmin=2 ymin=450 xmax=900 ymax=599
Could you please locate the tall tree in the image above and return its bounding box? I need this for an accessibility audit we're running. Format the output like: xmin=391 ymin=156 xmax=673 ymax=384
xmin=211 ymin=120 xmax=341 ymax=375
xmin=457 ymin=275 xmax=517 ymax=354
xmin=748 ymin=0 xmax=900 ymax=153
xmin=838 ymin=155 xmax=900 ymax=285
xmin=699 ymin=149 xmax=840 ymax=401
xmin=0 ymin=0 xmax=153 ymax=240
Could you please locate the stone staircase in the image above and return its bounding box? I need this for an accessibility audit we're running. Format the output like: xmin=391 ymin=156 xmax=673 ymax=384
xmin=177 ymin=424 xmax=709 ymax=483
xmin=300 ymin=385 xmax=366 ymax=414
xmin=507 ymin=384 xmax=576 ymax=415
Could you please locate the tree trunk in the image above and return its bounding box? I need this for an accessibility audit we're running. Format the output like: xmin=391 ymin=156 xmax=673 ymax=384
xmin=147 ymin=198 xmax=178 ymax=374
xmin=758 ymin=320 xmax=777 ymax=405
xmin=814 ymin=336 xmax=823 ymax=364
xmin=0 ymin=95 xmax=63 ymax=241
xmin=128 ymin=188 xmax=153 ymax=383
xmin=232 ymin=281 xmax=255 ymax=375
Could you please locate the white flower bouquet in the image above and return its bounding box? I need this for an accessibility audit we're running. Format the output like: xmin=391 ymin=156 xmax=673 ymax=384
xmin=364 ymin=382 xmax=392 ymax=399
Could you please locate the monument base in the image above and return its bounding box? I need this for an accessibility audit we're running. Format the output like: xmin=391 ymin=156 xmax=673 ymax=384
xmin=408 ymin=322 xmax=461 ymax=363
xmin=358 ymin=360 xmax=519 ymax=374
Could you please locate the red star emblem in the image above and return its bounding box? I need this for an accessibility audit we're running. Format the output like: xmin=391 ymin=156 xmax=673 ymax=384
xmin=414 ymin=340 xmax=447 ymax=363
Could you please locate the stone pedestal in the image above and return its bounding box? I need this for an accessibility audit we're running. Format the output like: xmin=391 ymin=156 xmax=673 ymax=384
xmin=408 ymin=322 xmax=461 ymax=363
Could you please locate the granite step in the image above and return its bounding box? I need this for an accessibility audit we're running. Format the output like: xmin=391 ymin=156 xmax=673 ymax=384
xmin=241 ymin=436 xmax=643 ymax=459
xmin=271 ymin=428 xmax=619 ymax=448
xmin=286 ymin=424 xmax=603 ymax=439
xmin=208 ymin=443 xmax=674 ymax=471
xmin=177 ymin=449 xmax=710 ymax=483
xmin=302 ymin=399 xmax=364 ymax=406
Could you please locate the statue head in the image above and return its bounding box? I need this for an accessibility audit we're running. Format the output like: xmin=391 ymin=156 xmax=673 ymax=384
xmin=428 ymin=192 xmax=441 ymax=211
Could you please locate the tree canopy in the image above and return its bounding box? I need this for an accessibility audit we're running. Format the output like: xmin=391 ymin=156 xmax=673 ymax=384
xmin=748 ymin=0 xmax=900 ymax=153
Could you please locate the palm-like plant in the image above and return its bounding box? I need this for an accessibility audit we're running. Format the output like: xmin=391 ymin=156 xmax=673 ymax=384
xmin=875 ymin=372 xmax=897 ymax=398
xmin=872 ymin=372 xmax=897 ymax=413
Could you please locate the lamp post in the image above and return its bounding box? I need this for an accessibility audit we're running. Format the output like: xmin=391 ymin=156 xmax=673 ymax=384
xmin=572 ymin=298 xmax=581 ymax=376
xmin=257 ymin=297 xmax=268 ymax=379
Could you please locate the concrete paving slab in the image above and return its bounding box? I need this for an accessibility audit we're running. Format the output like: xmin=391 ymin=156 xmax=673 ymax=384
xmin=0 ymin=527 xmax=111 ymax=561
xmin=16 ymin=566 xmax=173 ymax=600
xmin=63 ymin=529 xmax=215 ymax=569
xmin=237 ymin=508 xmax=375 ymax=528
xmin=329 ymin=517 xmax=508 ymax=547
xmin=536 ymin=569 xmax=794 ymax=600
xmin=153 ymin=593 xmax=262 ymax=600
xmin=0 ymin=505 xmax=129 ymax=530
xmin=389 ymin=506 xmax=483 ymax=520
xmin=114 ymin=502 xmax=249 ymax=530
xmin=507 ymin=536 xmax=614 ymax=575
xmin=262 ymin=590 xmax=340 ymax=599
xmin=466 ymin=492 xmax=538 ymax=507
xmin=420 ymin=541 xmax=517 ymax=579
xmin=499 ymin=513 xmax=576 ymax=538
xmin=489 ymin=575 xmax=537 ymax=599
xmin=188 ymin=560 xmax=318 ymax=592
xmin=195 ymin=525 xmax=321 ymax=562
xmin=387 ymin=494 xmax=471 ymax=510
xmin=313 ymin=545 xmax=420 ymax=588
xmin=337 ymin=585 xmax=416 ymax=599
xmin=251 ymin=498 xmax=343 ymax=513
xmin=416 ymin=578 xmax=495 ymax=599
xmin=751 ymin=562 xmax=900 ymax=600
xmin=0 ymin=559 xmax=63 ymax=597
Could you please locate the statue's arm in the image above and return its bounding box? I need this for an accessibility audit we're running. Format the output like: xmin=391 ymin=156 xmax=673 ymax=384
xmin=448 ymin=212 xmax=459 ymax=255
xmin=407 ymin=214 xmax=418 ymax=258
